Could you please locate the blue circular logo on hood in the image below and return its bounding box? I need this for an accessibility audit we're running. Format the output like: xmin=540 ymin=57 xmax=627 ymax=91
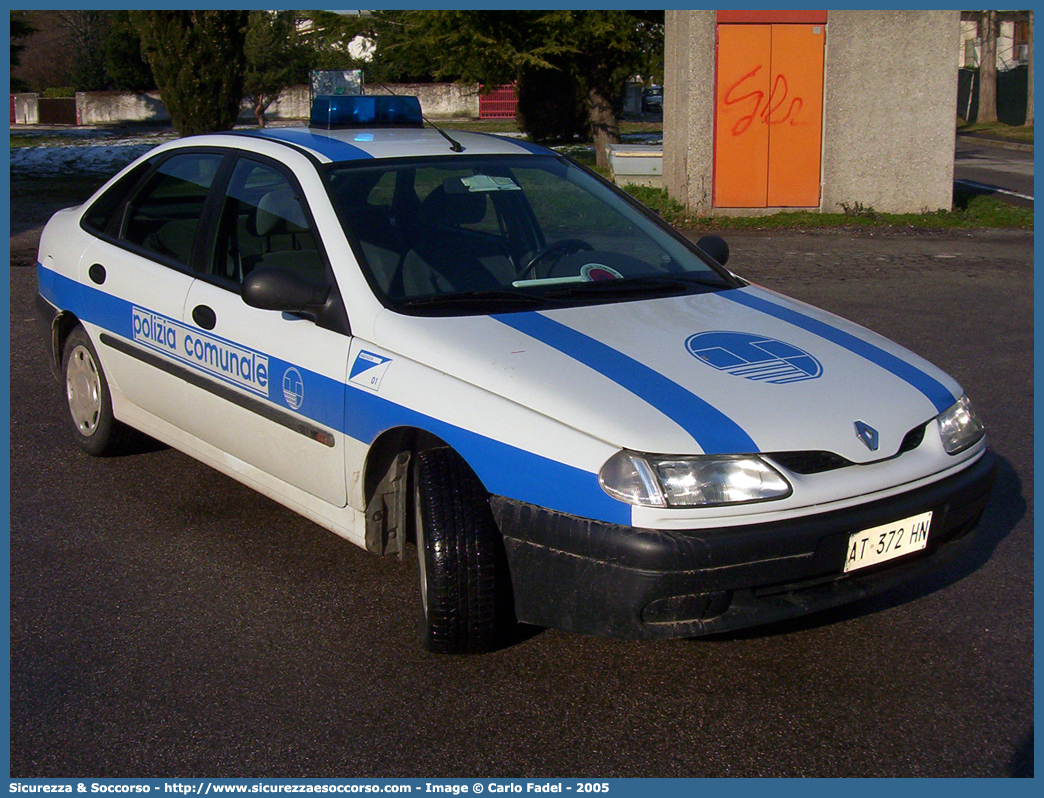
xmin=686 ymin=331 xmax=823 ymax=384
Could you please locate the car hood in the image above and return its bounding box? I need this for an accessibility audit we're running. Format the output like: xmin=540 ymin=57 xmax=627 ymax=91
xmin=372 ymin=285 xmax=963 ymax=464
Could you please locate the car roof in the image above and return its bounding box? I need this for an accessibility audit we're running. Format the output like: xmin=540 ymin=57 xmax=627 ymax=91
xmin=230 ymin=126 xmax=551 ymax=164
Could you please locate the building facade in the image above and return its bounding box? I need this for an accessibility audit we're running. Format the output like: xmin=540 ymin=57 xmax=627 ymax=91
xmin=959 ymin=11 xmax=1031 ymax=70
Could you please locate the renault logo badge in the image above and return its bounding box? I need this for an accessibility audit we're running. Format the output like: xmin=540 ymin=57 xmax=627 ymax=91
xmin=854 ymin=421 xmax=879 ymax=451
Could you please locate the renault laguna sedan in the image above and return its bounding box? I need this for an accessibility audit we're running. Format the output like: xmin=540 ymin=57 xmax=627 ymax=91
xmin=36 ymin=96 xmax=996 ymax=654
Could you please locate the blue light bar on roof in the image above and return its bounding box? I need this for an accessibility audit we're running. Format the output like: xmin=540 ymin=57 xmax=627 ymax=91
xmin=310 ymin=95 xmax=423 ymax=129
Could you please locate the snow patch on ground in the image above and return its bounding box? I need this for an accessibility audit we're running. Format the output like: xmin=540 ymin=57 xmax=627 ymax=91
xmin=10 ymin=129 xmax=179 ymax=177
xmin=11 ymin=143 xmax=158 ymax=177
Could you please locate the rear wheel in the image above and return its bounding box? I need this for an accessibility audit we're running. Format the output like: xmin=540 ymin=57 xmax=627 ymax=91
xmin=413 ymin=447 xmax=501 ymax=654
xmin=62 ymin=326 xmax=125 ymax=456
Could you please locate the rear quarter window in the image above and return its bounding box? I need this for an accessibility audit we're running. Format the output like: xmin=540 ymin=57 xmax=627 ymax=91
xmin=80 ymin=161 xmax=152 ymax=237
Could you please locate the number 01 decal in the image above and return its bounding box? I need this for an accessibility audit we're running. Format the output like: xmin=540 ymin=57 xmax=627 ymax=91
xmin=349 ymin=350 xmax=393 ymax=392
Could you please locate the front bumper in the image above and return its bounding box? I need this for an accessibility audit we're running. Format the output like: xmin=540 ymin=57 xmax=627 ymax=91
xmin=491 ymin=452 xmax=997 ymax=641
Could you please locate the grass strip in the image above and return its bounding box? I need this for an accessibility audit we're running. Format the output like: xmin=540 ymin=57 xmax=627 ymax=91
xmin=620 ymin=184 xmax=1033 ymax=231
xmin=957 ymin=120 xmax=1035 ymax=144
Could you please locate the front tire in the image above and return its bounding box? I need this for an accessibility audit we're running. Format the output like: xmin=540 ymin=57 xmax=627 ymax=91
xmin=413 ymin=447 xmax=501 ymax=654
xmin=61 ymin=326 xmax=125 ymax=456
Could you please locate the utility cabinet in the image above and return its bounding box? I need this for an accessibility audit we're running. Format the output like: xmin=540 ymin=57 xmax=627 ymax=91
xmin=713 ymin=13 xmax=826 ymax=208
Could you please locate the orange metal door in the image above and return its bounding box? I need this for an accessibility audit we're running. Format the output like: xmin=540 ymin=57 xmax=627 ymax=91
xmin=713 ymin=23 xmax=825 ymax=208
xmin=714 ymin=24 xmax=772 ymax=208
xmin=766 ymin=24 xmax=824 ymax=207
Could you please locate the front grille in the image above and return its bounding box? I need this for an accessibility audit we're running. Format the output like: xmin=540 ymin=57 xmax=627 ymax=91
xmin=768 ymin=450 xmax=852 ymax=474
xmin=769 ymin=422 xmax=928 ymax=475
xmin=898 ymin=423 xmax=926 ymax=454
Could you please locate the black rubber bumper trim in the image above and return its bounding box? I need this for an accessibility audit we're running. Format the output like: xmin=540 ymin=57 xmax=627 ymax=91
xmin=99 ymin=332 xmax=336 ymax=448
xmin=36 ymin=293 xmax=61 ymax=378
xmin=491 ymin=452 xmax=997 ymax=641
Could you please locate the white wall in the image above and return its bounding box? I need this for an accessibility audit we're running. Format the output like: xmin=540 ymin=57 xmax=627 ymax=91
xmin=66 ymin=83 xmax=480 ymax=126
xmin=12 ymin=93 xmax=38 ymax=125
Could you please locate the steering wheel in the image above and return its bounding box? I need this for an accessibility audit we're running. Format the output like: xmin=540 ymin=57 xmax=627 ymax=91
xmin=517 ymin=238 xmax=594 ymax=280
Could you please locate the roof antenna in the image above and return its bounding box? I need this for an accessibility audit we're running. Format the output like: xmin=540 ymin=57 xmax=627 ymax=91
xmin=375 ymin=80 xmax=464 ymax=153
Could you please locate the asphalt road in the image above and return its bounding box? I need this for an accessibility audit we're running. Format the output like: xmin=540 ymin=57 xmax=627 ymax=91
xmin=9 ymin=226 xmax=1033 ymax=778
xmin=954 ymin=136 xmax=1035 ymax=204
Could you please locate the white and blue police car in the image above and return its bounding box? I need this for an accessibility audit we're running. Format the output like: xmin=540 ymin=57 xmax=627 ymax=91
xmin=36 ymin=96 xmax=996 ymax=653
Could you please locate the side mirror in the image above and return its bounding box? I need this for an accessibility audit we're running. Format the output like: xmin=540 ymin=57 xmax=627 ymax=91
xmin=696 ymin=235 xmax=729 ymax=266
xmin=242 ymin=266 xmax=330 ymax=318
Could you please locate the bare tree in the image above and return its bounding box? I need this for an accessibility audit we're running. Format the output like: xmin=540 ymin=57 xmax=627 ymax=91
xmin=1026 ymin=10 xmax=1034 ymax=126
xmin=978 ymin=10 xmax=999 ymax=123
xmin=55 ymin=10 xmax=110 ymax=91
xmin=12 ymin=11 xmax=76 ymax=92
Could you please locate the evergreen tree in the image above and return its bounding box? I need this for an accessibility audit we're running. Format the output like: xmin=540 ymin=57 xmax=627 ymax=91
xmin=132 ymin=10 xmax=248 ymax=136
xmin=10 ymin=11 xmax=37 ymax=93
xmin=244 ymin=11 xmax=309 ymax=128
xmin=300 ymin=10 xmax=374 ymax=74
xmin=104 ymin=11 xmax=155 ymax=92
xmin=368 ymin=11 xmax=663 ymax=168
xmin=516 ymin=63 xmax=587 ymax=143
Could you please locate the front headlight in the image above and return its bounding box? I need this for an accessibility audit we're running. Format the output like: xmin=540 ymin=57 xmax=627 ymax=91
xmin=937 ymin=394 xmax=985 ymax=454
xmin=599 ymin=451 xmax=792 ymax=508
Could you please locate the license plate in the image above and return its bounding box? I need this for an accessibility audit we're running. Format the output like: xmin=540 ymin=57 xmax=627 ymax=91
xmin=844 ymin=510 xmax=932 ymax=573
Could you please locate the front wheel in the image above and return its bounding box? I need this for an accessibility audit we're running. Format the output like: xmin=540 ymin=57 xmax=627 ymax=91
xmin=61 ymin=326 xmax=125 ymax=456
xmin=413 ymin=447 xmax=502 ymax=654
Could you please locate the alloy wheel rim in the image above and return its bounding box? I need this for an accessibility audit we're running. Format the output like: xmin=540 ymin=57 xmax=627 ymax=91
xmin=67 ymin=345 xmax=102 ymax=437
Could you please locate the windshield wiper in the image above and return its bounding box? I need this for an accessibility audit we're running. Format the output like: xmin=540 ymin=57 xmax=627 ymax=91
xmin=400 ymin=289 xmax=555 ymax=313
xmin=671 ymin=271 xmax=734 ymax=288
xmin=399 ymin=273 xmax=730 ymax=314
xmin=544 ymin=275 xmax=693 ymax=300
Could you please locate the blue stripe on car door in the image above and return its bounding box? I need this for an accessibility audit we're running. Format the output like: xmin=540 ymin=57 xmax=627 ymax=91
xmin=38 ymin=266 xmax=631 ymax=525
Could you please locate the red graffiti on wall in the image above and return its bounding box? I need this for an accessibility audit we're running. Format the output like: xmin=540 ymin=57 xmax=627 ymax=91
xmin=722 ymin=65 xmax=804 ymax=136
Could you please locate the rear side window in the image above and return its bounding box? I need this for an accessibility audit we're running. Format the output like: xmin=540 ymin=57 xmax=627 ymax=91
xmin=120 ymin=153 xmax=224 ymax=269
xmin=81 ymin=161 xmax=151 ymax=236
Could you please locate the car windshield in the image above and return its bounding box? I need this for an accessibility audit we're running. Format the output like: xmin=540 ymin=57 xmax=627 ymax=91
xmin=323 ymin=154 xmax=735 ymax=315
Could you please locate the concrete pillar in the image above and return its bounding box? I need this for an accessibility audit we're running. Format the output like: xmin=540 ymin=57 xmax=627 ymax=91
xmin=821 ymin=10 xmax=959 ymax=213
xmin=663 ymin=10 xmax=716 ymax=213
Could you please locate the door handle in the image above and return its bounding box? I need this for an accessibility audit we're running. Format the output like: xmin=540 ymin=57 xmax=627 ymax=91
xmin=88 ymin=264 xmax=106 ymax=285
xmin=192 ymin=304 xmax=217 ymax=330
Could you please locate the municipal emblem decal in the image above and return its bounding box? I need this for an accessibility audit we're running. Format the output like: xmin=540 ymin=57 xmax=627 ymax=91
xmin=686 ymin=331 xmax=823 ymax=384
xmin=282 ymin=367 xmax=304 ymax=410
xmin=854 ymin=420 xmax=880 ymax=451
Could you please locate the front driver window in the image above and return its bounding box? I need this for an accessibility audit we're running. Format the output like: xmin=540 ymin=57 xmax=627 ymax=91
xmin=210 ymin=158 xmax=325 ymax=287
